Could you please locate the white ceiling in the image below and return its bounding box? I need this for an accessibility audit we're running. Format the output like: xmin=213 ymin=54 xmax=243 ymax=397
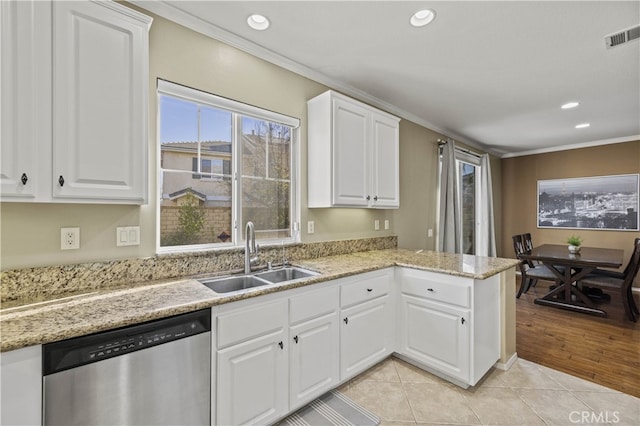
xmin=138 ymin=1 xmax=640 ymax=157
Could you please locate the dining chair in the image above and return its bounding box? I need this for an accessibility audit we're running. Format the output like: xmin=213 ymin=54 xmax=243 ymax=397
xmin=512 ymin=235 xmax=561 ymax=298
xmin=577 ymin=238 xmax=640 ymax=322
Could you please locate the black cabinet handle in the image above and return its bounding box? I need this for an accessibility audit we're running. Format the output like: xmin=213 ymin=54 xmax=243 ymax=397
xmin=21 ymin=173 xmax=28 ymax=185
xmin=58 ymin=175 xmax=65 ymax=187
xmin=343 ymin=317 xmax=348 ymax=325
xmin=293 ymin=336 xmax=299 ymax=344
xmin=366 ymin=195 xmax=371 ymax=201
xmin=278 ymin=341 xmax=284 ymax=349
xmin=374 ymin=196 xmax=378 ymax=201
xmin=366 ymin=288 xmax=373 ymax=292
xmin=427 ymin=288 xmax=434 ymax=292
xmin=461 ymin=317 xmax=466 ymax=325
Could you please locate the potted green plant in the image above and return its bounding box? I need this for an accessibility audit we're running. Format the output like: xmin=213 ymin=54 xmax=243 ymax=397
xmin=567 ymin=235 xmax=582 ymax=253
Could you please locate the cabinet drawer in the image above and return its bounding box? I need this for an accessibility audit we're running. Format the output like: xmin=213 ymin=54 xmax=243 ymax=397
xmin=290 ymin=285 xmax=338 ymax=324
xmin=217 ymin=299 xmax=287 ymax=348
xmin=340 ymin=270 xmax=391 ymax=308
xmin=400 ymin=269 xmax=471 ymax=308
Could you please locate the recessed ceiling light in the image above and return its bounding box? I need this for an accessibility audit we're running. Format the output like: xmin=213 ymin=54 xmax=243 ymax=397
xmin=247 ymin=14 xmax=270 ymax=30
xmin=561 ymin=102 xmax=580 ymax=109
xmin=575 ymin=123 xmax=590 ymax=129
xmin=410 ymin=9 xmax=436 ymax=27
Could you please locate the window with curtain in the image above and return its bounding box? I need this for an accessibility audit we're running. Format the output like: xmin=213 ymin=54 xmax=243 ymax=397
xmin=157 ymin=80 xmax=299 ymax=251
xmin=438 ymin=141 xmax=495 ymax=256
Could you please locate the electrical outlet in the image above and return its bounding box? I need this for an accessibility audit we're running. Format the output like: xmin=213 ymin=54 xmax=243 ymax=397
xmin=307 ymin=221 xmax=315 ymax=234
xmin=384 ymin=220 xmax=390 ymax=230
xmin=428 ymin=228 xmax=434 ymax=238
xmin=374 ymin=220 xmax=380 ymax=231
xmin=61 ymin=227 xmax=80 ymax=250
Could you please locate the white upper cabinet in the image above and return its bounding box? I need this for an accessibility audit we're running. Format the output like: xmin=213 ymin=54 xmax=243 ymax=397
xmin=307 ymin=90 xmax=400 ymax=209
xmin=0 ymin=0 xmax=51 ymax=200
xmin=52 ymin=1 xmax=151 ymax=202
xmin=0 ymin=0 xmax=151 ymax=204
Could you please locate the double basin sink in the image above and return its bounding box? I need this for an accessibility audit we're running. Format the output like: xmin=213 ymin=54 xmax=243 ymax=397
xmin=199 ymin=267 xmax=318 ymax=294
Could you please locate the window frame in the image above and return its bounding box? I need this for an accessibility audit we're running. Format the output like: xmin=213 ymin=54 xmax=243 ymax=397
xmin=156 ymin=79 xmax=301 ymax=254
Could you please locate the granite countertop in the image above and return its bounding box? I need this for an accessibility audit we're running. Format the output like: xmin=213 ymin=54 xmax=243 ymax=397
xmin=0 ymin=249 xmax=519 ymax=352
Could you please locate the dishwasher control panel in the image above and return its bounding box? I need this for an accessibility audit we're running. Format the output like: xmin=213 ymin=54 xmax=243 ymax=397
xmin=43 ymin=309 xmax=211 ymax=375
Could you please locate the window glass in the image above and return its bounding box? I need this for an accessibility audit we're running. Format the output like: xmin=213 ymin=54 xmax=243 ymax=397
xmin=159 ymin=96 xmax=233 ymax=247
xmin=459 ymin=161 xmax=477 ymax=255
xmin=241 ymin=117 xmax=292 ymax=240
xmin=158 ymin=85 xmax=297 ymax=250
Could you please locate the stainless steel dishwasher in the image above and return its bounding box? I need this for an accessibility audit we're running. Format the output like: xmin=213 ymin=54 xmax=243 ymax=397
xmin=43 ymin=309 xmax=211 ymax=426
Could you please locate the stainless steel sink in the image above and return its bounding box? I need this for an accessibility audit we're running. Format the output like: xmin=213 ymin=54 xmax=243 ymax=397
xmin=255 ymin=267 xmax=318 ymax=283
xmin=199 ymin=267 xmax=318 ymax=294
xmin=199 ymin=275 xmax=271 ymax=293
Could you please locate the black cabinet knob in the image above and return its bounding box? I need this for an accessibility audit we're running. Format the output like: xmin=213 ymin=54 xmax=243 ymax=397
xmin=21 ymin=173 xmax=28 ymax=185
xmin=343 ymin=317 xmax=349 ymax=325
xmin=58 ymin=175 xmax=65 ymax=187
xmin=293 ymin=336 xmax=299 ymax=344
xmin=373 ymin=196 xmax=378 ymax=201
xmin=278 ymin=341 xmax=284 ymax=349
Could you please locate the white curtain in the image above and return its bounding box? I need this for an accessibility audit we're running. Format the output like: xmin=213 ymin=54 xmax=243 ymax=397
xmin=438 ymin=140 xmax=461 ymax=253
xmin=478 ymin=154 xmax=497 ymax=257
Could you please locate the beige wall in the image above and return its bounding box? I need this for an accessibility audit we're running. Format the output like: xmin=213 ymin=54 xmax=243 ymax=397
xmin=501 ymin=140 xmax=640 ymax=284
xmin=1 ymin=6 xmax=414 ymax=270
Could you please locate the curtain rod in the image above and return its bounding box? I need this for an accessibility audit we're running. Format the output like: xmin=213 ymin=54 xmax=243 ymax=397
xmin=437 ymin=139 xmax=482 ymax=159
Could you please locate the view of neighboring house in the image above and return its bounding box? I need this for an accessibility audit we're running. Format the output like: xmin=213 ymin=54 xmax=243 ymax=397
xmin=159 ymin=130 xmax=291 ymax=246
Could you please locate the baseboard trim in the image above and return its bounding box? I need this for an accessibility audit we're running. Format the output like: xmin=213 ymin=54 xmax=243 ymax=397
xmin=494 ymin=352 xmax=518 ymax=371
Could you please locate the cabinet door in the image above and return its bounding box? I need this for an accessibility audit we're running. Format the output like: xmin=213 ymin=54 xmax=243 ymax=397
xmin=340 ymin=296 xmax=392 ymax=380
xmin=52 ymin=1 xmax=149 ymax=202
xmin=217 ymin=331 xmax=288 ymax=425
xmin=289 ymin=312 xmax=340 ymax=409
xmin=370 ymin=113 xmax=399 ymax=208
xmin=0 ymin=0 xmax=50 ymax=200
xmin=399 ymin=294 xmax=470 ymax=383
xmin=332 ymin=97 xmax=370 ymax=206
xmin=1 ymin=345 xmax=42 ymax=426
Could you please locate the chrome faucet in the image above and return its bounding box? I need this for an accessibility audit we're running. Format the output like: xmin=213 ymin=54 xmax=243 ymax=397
xmin=244 ymin=221 xmax=258 ymax=274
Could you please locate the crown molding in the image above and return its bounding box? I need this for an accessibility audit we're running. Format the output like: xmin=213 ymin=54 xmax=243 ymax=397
xmin=130 ymin=0 xmax=502 ymax=157
xmin=500 ymin=135 xmax=640 ymax=158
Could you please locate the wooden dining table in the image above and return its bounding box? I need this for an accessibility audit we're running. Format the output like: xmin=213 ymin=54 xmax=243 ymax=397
xmin=519 ymin=244 xmax=624 ymax=317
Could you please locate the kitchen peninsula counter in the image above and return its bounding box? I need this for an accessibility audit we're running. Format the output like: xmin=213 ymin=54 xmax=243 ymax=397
xmin=0 ymin=249 xmax=519 ymax=352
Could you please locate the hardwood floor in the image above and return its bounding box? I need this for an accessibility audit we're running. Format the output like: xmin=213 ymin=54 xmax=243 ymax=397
xmin=515 ymin=278 xmax=640 ymax=398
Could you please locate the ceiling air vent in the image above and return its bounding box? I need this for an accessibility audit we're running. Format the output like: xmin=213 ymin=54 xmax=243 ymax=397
xmin=605 ymin=25 xmax=640 ymax=49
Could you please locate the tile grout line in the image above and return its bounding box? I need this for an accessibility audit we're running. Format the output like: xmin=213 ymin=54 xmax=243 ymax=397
xmin=392 ymin=358 xmax=419 ymax=425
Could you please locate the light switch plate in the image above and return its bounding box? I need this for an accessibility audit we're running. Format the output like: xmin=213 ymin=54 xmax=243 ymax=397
xmin=307 ymin=221 xmax=315 ymax=234
xmin=384 ymin=220 xmax=390 ymax=230
xmin=116 ymin=226 xmax=140 ymax=246
xmin=374 ymin=220 xmax=380 ymax=231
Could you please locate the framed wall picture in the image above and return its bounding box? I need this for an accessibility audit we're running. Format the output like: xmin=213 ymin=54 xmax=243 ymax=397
xmin=537 ymin=174 xmax=639 ymax=231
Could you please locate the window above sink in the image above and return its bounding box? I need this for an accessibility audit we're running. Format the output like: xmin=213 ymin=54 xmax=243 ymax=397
xmin=157 ymin=80 xmax=301 ymax=254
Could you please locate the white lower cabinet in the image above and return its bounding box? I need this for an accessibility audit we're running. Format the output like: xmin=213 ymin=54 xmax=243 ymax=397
xmin=397 ymin=268 xmax=500 ymax=387
xmin=216 ymin=299 xmax=288 ymax=425
xmin=0 ymin=345 xmax=42 ymax=426
xmin=400 ymin=295 xmax=470 ymax=382
xmin=289 ymin=286 xmax=340 ymax=410
xmin=340 ymin=269 xmax=394 ymax=379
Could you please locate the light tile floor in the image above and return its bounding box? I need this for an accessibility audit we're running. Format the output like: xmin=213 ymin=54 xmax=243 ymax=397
xmin=337 ymin=357 xmax=640 ymax=426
